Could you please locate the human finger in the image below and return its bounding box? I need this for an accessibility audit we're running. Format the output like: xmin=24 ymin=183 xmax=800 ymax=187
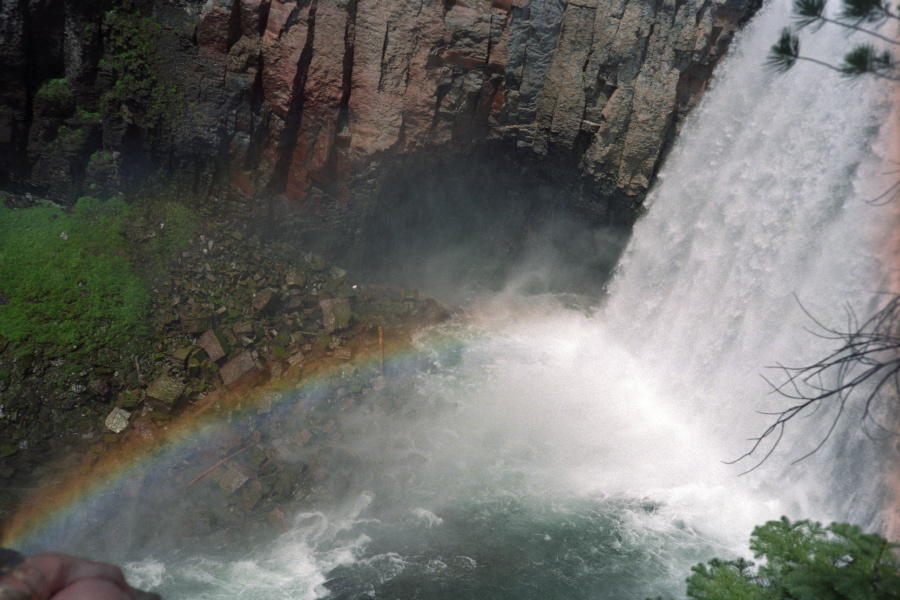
xmin=25 ymin=553 xmax=132 ymax=597
xmin=46 ymin=578 xmax=132 ymax=600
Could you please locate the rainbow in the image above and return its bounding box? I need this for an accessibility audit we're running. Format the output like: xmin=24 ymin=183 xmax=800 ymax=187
xmin=0 ymin=324 xmax=456 ymax=552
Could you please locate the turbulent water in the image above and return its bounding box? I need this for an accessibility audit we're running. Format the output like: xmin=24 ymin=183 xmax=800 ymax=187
xmin=15 ymin=0 xmax=896 ymax=598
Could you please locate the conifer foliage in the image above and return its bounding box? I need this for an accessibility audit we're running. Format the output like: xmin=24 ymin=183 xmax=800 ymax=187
xmin=660 ymin=517 xmax=900 ymax=599
xmin=767 ymin=0 xmax=899 ymax=80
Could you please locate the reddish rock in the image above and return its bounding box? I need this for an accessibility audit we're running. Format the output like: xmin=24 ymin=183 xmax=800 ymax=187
xmin=239 ymin=0 xmax=266 ymax=35
xmin=132 ymin=416 xmax=156 ymax=442
xmin=220 ymin=351 xmax=261 ymax=389
xmin=145 ymin=375 xmax=185 ymax=413
xmin=196 ymin=5 xmax=231 ymax=54
xmin=252 ymin=288 xmax=278 ymax=312
xmin=285 ymin=268 xmax=306 ymax=288
xmin=198 ymin=330 xmax=229 ymax=362
xmin=260 ymin=1 xmax=311 ymax=117
xmin=319 ymin=297 xmax=351 ymax=332
xmin=2 ymin=0 xmax=759 ymax=216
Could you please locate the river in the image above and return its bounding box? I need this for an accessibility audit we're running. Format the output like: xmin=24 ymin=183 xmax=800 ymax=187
xmin=10 ymin=0 xmax=897 ymax=597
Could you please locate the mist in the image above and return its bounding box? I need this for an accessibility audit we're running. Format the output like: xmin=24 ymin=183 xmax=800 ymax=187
xmin=345 ymin=150 xmax=632 ymax=303
xmin=6 ymin=0 xmax=896 ymax=597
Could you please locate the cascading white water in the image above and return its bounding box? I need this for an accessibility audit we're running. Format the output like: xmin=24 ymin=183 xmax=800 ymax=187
xmin=15 ymin=0 xmax=895 ymax=598
xmin=600 ymin=0 xmax=892 ymax=526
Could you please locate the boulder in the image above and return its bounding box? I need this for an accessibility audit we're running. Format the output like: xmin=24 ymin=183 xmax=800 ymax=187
xmin=252 ymin=288 xmax=278 ymax=312
xmin=104 ymin=407 xmax=130 ymax=433
xmin=320 ymin=297 xmax=352 ymax=333
xmin=220 ymin=351 xmax=260 ymax=389
xmin=198 ymin=329 xmax=230 ymax=362
xmin=181 ymin=315 xmax=211 ymax=334
xmin=218 ymin=463 xmax=251 ymax=495
xmin=145 ymin=375 xmax=185 ymax=413
xmin=285 ymin=268 xmax=306 ymax=288
xmin=195 ymin=5 xmax=231 ymax=54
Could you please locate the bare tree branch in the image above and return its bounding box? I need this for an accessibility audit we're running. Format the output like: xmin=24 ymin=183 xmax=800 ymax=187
xmin=731 ymin=294 xmax=900 ymax=472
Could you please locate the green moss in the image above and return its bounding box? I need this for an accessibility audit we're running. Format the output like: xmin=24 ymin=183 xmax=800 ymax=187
xmin=56 ymin=124 xmax=85 ymax=143
xmin=87 ymin=149 xmax=115 ymax=168
xmin=75 ymin=107 xmax=102 ymax=124
xmin=34 ymin=78 xmax=74 ymax=105
xmin=130 ymin=200 xmax=197 ymax=274
xmin=100 ymin=9 xmax=185 ymax=127
xmin=0 ymin=197 xmax=151 ymax=360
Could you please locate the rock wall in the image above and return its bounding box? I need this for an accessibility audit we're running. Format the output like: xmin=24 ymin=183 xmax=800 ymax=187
xmin=0 ymin=0 xmax=759 ymax=224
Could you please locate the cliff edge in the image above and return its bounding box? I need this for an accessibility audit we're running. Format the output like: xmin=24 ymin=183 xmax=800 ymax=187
xmin=0 ymin=0 xmax=760 ymax=230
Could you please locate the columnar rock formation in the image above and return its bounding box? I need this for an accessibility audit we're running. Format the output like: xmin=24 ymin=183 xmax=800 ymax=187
xmin=0 ymin=0 xmax=759 ymax=225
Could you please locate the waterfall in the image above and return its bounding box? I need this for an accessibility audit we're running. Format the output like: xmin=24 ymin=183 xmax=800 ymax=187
xmin=601 ymin=0 xmax=891 ymax=526
xmin=10 ymin=0 xmax=895 ymax=598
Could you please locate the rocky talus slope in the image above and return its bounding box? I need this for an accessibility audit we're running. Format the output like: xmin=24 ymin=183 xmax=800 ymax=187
xmin=0 ymin=193 xmax=448 ymax=534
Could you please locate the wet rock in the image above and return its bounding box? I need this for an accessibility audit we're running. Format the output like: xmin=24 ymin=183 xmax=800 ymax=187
xmin=241 ymin=478 xmax=263 ymax=510
xmin=333 ymin=347 xmax=352 ymax=361
xmin=233 ymin=322 xmax=254 ymax=335
xmin=171 ymin=346 xmax=193 ymax=366
xmin=131 ymin=416 xmax=156 ymax=441
xmin=90 ymin=379 xmax=110 ymax=397
xmin=320 ymin=297 xmax=351 ymax=333
xmin=298 ymin=429 xmax=313 ymax=445
xmin=285 ymin=268 xmax=306 ymax=288
xmin=104 ymin=407 xmax=130 ymax=433
xmin=198 ymin=330 xmax=230 ymax=362
xmin=267 ymin=507 xmax=289 ymax=532
xmin=252 ymin=288 xmax=278 ymax=312
xmin=181 ymin=315 xmax=211 ymax=334
xmin=284 ymin=295 xmax=303 ymax=311
xmin=424 ymin=298 xmax=450 ymax=322
xmin=145 ymin=375 xmax=185 ymax=413
xmin=307 ymin=255 xmax=326 ymax=272
xmin=256 ymin=391 xmax=276 ymax=415
xmin=218 ymin=463 xmax=251 ymax=495
xmin=220 ymin=351 xmax=260 ymax=389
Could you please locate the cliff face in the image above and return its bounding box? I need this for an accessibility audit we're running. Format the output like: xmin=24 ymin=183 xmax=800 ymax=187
xmin=0 ymin=0 xmax=759 ymax=226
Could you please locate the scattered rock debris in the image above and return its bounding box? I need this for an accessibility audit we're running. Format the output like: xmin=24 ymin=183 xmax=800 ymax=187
xmin=0 ymin=200 xmax=450 ymax=536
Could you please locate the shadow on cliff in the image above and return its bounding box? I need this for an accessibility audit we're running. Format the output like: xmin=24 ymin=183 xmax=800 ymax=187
xmin=344 ymin=151 xmax=631 ymax=303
